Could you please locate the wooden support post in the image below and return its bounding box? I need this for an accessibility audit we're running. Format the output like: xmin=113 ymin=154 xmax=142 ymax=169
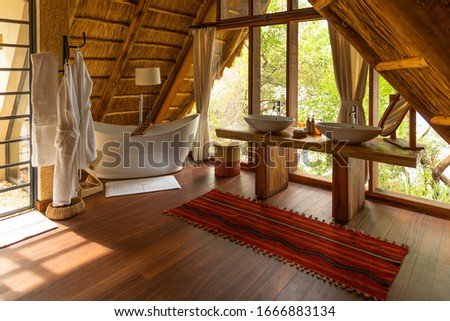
xmin=255 ymin=143 xmax=288 ymax=199
xmin=409 ymin=108 xmax=417 ymax=150
xmin=332 ymin=156 xmax=365 ymax=223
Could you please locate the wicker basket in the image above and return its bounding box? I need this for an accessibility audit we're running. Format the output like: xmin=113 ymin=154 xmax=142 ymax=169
xmin=45 ymin=197 xmax=85 ymax=220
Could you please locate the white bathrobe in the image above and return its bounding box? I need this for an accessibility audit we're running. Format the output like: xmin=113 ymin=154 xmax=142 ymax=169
xmin=52 ymin=63 xmax=80 ymax=206
xmin=71 ymin=49 xmax=97 ymax=168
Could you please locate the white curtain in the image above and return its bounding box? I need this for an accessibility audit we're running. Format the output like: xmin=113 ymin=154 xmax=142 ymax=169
xmin=328 ymin=24 xmax=368 ymax=125
xmin=192 ymin=27 xmax=220 ymax=161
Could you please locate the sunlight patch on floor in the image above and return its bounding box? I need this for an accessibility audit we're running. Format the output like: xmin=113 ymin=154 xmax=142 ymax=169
xmin=1 ymin=229 xmax=113 ymax=299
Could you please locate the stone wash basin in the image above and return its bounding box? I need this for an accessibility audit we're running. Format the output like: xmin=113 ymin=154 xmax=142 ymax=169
xmin=315 ymin=122 xmax=382 ymax=144
xmin=244 ymin=115 xmax=295 ymax=133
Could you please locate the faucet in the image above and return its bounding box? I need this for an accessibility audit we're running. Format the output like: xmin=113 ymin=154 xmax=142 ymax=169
xmin=348 ymin=105 xmax=358 ymax=124
xmin=273 ymin=100 xmax=281 ymax=116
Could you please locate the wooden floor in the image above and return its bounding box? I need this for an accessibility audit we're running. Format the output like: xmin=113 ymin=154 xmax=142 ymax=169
xmin=1 ymin=164 xmax=449 ymax=301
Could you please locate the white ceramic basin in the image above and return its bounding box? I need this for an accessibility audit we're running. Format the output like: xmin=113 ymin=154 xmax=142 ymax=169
xmin=315 ymin=122 xmax=382 ymax=144
xmin=244 ymin=115 xmax=295 ymax=133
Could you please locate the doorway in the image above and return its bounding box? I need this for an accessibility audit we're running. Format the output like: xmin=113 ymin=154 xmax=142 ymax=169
xmin=0 ymin=0 xmax=36 ymax=217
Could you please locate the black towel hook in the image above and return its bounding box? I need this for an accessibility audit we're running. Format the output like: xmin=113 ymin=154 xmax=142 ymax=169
xmin=62 ymin=32 xmax=87 ymax=65
xmin=69 ymin=32 xmax=87 ymax=49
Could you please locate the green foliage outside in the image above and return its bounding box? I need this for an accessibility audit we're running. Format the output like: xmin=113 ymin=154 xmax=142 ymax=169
xmin=209 ymin=1 xmax=450 ymax=203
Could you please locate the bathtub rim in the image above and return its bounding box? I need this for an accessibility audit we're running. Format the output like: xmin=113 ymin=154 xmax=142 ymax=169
xmin=93 ymin=114 xmax=200 ymax=137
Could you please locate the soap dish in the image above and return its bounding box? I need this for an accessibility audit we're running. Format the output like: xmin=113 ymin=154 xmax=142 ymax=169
xmin=293 ymin=128 xmax=308 ymax=138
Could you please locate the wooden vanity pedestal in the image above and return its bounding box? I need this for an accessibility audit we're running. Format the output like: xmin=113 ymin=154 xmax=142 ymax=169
xmin=216 ymin=124 xmax=423 ymax=223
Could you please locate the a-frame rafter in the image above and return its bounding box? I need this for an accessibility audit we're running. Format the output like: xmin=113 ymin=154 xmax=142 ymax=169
xmin=93 ymin=0 xmax=152 ymax=122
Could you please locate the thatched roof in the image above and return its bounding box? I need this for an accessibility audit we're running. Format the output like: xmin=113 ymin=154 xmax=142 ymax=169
xmin=69 ymin=0 xmax=246 ymax=125
xmin=310 ymin=0 xmax=450 ymax=144
xmin=69 ymin=0 xmax=450 ymax=144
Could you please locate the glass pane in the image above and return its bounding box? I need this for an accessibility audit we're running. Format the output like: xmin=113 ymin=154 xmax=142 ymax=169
xmin=296 ymin=20 xmax=338 ymax=123
xmin=0 ymin=22 xmax=29 ymax=46
xmin=0 ymin=186 xmax=31 ymax=215
xmin=292 ymin=0 xmax=313 ymax=10
xmin=0 ymin=47 xmax=29 ymax=69
xmin=210 ymin=30 xmax=249 ymax=161
xmin=0 ymin=118 xmax=30 ymax=141
xmin=0 ymin=0 xmax=33 ymax=217
xmin=0 ymin=70 xmax=30 ymax=92
xmin=294 ymin=20 xmax=337 ymax=178
xmin=254 ymin=0 xmax=287 ymax=15
xmin=378 ymin=124 xmax=450 ymax=204
xmin=0 ymin=140 xmax=30 ymax=167
xmin=220 ymin=0 xmax=248 ymax=20
xmin=255 ymin=24 xmax=287 ymax=116
xmin=295 ymin=150 xmax=332 ymax=178
xmin=0 ymin=0 xmax=29 ymax=21
xmin=0 ymin=164 xmax=30 ymax=190
xmin=376 ymin=77 xmax=450 ymax=204
xmin=0 ymin=93 xmax=30 ymax=115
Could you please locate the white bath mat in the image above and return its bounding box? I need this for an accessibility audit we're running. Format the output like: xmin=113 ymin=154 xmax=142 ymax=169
xmin=105 ymin=175 xmax=181 ymax=198
xmin=0 ymin=210 xmax=58 ymax=248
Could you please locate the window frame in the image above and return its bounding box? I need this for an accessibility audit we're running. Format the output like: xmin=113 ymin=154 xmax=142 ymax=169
xmin=0 ymin=0 xmax=37 ymax=217
xmin=214 ymin=0 xmax=450 ymax=218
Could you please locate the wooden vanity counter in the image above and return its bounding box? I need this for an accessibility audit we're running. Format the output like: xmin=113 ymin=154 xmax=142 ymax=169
xmin=216 ymin=123 xmax=424 ymax=223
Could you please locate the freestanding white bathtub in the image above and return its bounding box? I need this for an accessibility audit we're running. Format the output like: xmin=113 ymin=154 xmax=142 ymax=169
xmin=93 ymin=114 xmax=199 ymax=179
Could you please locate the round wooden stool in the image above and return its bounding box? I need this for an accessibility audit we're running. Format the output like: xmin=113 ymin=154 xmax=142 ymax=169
xmin=213 ymin=141 xmax=241 ymax=177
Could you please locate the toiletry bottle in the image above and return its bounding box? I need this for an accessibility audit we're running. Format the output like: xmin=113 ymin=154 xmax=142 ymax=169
xmin=306 ymin=113 xmax=311 ymax=134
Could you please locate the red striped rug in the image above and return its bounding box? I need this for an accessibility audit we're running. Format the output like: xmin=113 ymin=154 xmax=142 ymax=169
xmin=166 ymin=189 xmax=408 ymax=300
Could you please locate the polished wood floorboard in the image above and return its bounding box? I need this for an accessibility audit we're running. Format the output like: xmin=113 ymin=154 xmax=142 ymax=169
xmin=1 ymin=164 xmax=449 ymax=301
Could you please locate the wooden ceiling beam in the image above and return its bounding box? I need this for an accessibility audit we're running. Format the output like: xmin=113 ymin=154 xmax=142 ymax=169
xmin=93 ymin=0 xmax=152 ymax=122
xmin=148 ymin=7 xmax=196 ymax=19
xmin=74 ymin=16 xmax=129 ymax=27
xmin=376 ymin=57 xmax=429 ymax=72
xmin=112 ymin=0 xmax=137 ymax=6
xmin=153 ymin=47 xmax=193 ymax=124
xmin=312 ymin=0 xmax=450 ymax=145
xmin=140 ymin=26 xmax=189 ymax=37
xmin=70 ymin=37 xmax=123 ymax=45
xmin=152 ymin=0 xmax=215 ymax=124
xmin=105 ymin=110 xmax=139 ymax=116
xmin=127 ymin=58 xmax=176 ymax=64
xmin=377 ymin=0 xmax=450 ymax=86
xmin=135 ymin=42 xmax=182 ymax=50
xmin=112 ymin=0 xmax=196 ymax=19
xmin=431 ymin=116 xmax=450 ymax=126
xmin=312 ymin=0 xmax=334 ymax=10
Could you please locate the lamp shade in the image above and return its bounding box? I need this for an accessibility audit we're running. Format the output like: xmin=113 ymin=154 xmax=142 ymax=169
xmin=135 ymin=67 xmax=161 ymax=86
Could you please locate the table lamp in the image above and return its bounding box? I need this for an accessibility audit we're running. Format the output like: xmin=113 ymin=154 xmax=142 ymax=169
xmin=135 ymin=67 xmax=161 ymax=124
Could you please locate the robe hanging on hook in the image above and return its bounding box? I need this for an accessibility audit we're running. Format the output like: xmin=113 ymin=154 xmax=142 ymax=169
xmin=61 ymin=32 xmax=87 ymax=71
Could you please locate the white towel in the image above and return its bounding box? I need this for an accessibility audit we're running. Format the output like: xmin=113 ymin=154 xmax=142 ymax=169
xmin=30 ymin=52 xmax=59 ymax=166
xmin=31 ymin=124 xmax=57 ymax=166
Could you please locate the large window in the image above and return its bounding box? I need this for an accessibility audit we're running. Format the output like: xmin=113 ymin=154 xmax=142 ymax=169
xmin=213 ymin=0 xmax=450 ymax=210
xmin=0 ymin=0 xmax=35 ymax=217
xmin=374 ymin=77 xmax=450 ymax=204
xmin=209 ymin=29 xmax=249 ymax=146
xmin=252 ymin=23 xmax=287 ymax=116
xmin=219 ymin=0 xmax=312 ymax=19
xmin=294 ymin=19 xmax=338 ymax=178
